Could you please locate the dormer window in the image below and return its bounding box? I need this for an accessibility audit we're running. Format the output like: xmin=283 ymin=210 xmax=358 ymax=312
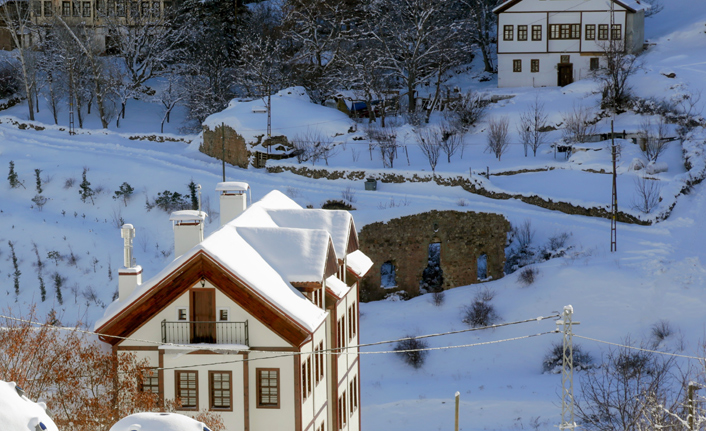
xmin=177 ymin=307 xmax=188 ymax=321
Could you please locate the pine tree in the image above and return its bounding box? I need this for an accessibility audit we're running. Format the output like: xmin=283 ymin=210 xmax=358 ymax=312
xmin=113 ymin=182 xmax=134 ymax=206
xmin=34 ymin=168 xmax=42 ymax=194
xmin=79 ymin=168 xmax=95 ymax=204
xmin=8 ymin=161 xmax=21 ymax=188
xmin=8 ymin=241 xmax=21 ymax=297
xmin=188 ymin=180 xmax=198 ymax=210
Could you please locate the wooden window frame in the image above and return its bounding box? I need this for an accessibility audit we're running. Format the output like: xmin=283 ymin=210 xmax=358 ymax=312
xmin=217 ymin=307 xmax=229 ymax=321
xmin=590 ymin=57 xmax=599 ymax=71
xmin=550 ymin=24 xmax=580 ymax=40
xmin=82 ymin=1 xmax=91 ymax=17
xmin=302 ymin=357 xmax=312 ymax=400
xmin=611 ymin=24 xmax=622 ymax=40
xmin=503 ymin=25 xmax=513 ymax=41
xmin=177 ymin=307 xmax=188 ymax=321
xmin=43 ymin=1 xmax=52 ymax=16
xmin=531 ymin=59 xmax=539 ymax=73
xmin=72 ymin=1 xmax=80 ymax=16
xmin=349 ymin=376 xmax=358 ymax=416
xmin=338 ymin=392 xmax=347 ymax=430
xmin=256 ymin=368 xmax=280 ymax=409
xmin=585 ymin=24 xmax=596 ymax=40
xmin=61 ymin=1 xmax=70 ymax=15
xmin=209 ymin=371 xmax=233 ymax=412
xmin=560 ymin=55 xmax=570 ymax=64
xmin=517 ymin=25 xmax=528 ymax=41
xmin=175 ymin=370 xmax=198 ymax=411
xmin=140 ymin=367 xmax=159 ymax=395
xmin=598 ymin=24 xmax=609 ymax=40
xmin=513 ymin=59 xmax=521 ymax=73
xmin=531 ymin=25 xmax=542 ymax=41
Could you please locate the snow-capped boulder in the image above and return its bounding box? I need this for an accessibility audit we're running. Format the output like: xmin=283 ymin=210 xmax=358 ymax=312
xmin=110 ymin=412 xmax=212 ymax=431
xmin=0 ymin=380 xmax=58 ymax=431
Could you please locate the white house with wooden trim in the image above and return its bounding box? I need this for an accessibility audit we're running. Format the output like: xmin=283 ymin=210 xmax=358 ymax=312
xmin=493 ymin=0 xmax=647 ymax=88
xmin=94 ymin=183 xmax=373 ymax=431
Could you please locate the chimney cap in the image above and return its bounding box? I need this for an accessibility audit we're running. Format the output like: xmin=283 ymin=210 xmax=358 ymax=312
xmin=169 ymin=210 xmax=208 ymax=222
xmin=216 ymin=182 xmax=250 ymax=192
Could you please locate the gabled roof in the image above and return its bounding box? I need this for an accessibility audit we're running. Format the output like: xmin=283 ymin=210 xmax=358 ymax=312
xmin=95 ymin=189 xmax=366 ymax=346
xmin=493 ymin=0 xmax=645 ymax=14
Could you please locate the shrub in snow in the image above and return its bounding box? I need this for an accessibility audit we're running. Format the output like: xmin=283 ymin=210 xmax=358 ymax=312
xmin=444 ymin=90 xmax=488 ymax=132
xmin=147 ymin=190 xmax=189 ymax=212
xmin=63 ymin=177 xmax=75 ymax=189
xmin=462 ymin=288 xmax=499 ymax=328
xmin=34 ymin=169 xmax=42 ymax=194
xmin=31 ymin=194 xmax=48 ymax=211
xmin=431 ymin=290 xmax=445 ymax=306
xmin=561 ymin=106 xmax=596 ymax=144
xmin=517 ymin=266 xmax=539 ymax=287
xmin=394 ymin=336 xmax=429 ymax=369
xmin=341 ymin=186 xmax=356 ymax=204
xmin=321 ymin=199 xmax=355 ymax=210
xmin=542 ymin=342 xmax=593 ymax=374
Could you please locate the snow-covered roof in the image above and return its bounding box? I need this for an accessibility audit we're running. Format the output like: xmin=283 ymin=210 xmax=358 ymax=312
xmin=110 ymin=412 xmax=210 ymax=431
xmin=265 ymin=209 xmax=353 ymax=259
xmin=493 ymin=0 xmax=647 ymax=13
xmin=169 ymin=210 xmax=207 ymax=222
xmin=202 ymin=86 xmax=353 ymax=145
xmin=325 ymin=275 xmax=350 ymax=299
xmin=347 ymin=250 xmax=374 ymax=278
xmin=216 ymin=181 xmax=249 ymax=192
xmin=0 ymin=381 xmax=58 ymax=431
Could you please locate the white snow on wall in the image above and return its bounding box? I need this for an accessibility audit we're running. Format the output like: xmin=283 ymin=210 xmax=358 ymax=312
xmin=110 ymin=412 xmax=209 ymax=431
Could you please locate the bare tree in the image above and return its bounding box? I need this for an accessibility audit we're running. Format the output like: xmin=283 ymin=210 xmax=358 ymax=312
xmin=517 ymin=96 xmax=549 ymax=157
xmin=415 ymin=127 xmax=442 ymax=176
xmin=444 ymin=90 xmax=488 ymax=132
xmin=369 ymin=0 xmax=470 ymax=113
xmin=459 ymin=0 xmax=498 ymax=73
xmin=292 ymin=129 xmax=337 ymax=166
xmin=631 ymin=176 xmax=662 ymax=214
xmin=157 ymin=75 xmax=186 ymax=134
xmin=594 ymin=39 xmax=642 ymax=112
xmin=366 ymin=123 xmax=398 ymax=168
xmin=486 ymin=116 xmax=510 ymax=161
xmin=439 ymin=122 xmax=464 ymax=163
xmin=576 ymin=339 xmax=683 ymax=431
xmin=562 ymin=106 xmax=596 ymax=144
xmin=0 ymin=0 xmax=37 ymax=120
xmin=638 ymin=118 xmax=670 ymax=162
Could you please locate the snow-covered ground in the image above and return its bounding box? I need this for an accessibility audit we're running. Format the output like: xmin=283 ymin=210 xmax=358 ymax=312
xmin=1 ymin=2 xmax=706 ymax=430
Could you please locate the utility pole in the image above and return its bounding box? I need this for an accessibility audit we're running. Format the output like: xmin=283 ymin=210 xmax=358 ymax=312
xmin=558 ymin=305 xmax=580 ymax=431
xmin=455 ymin=391 xmax=460 ymax=431
xmin=688 ymin=382 xmax=700 ymax=431
xmin=610 ymin=120 xmax=618 ymax=253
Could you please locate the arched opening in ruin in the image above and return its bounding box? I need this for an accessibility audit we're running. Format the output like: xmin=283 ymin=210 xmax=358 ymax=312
xmin=420 ymin=242 xmax=444 ymax=292
xmin=477 ymin=253 xmax=488 ymax=281
xmin=380 ymin=261 xmax=397 ymax=288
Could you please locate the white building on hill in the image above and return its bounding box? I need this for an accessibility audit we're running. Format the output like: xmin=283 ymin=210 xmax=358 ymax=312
xmin=493 ymin=0 xmax=647 ymax=88
xmin=95 ymin=183 xmax=373 ymax=431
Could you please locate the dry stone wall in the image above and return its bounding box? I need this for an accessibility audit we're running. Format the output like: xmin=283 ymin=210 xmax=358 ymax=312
xmin=358 ymin=210 xmax=510 ymax=302
xmin=200 ymin=124 xmax=250 ymax=169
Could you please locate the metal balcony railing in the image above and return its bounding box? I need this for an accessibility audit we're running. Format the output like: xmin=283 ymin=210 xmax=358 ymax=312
xmin=161 ymin=320 xmax=249 ymax=346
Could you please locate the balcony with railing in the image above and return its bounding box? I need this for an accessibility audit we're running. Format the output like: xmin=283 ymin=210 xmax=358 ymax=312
xmin=161 ymin=320 xmax=249 ymax=346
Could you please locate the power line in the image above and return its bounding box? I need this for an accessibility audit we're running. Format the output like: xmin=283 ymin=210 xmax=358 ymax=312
xmin=574 ymin=335 xmax=706 ymax=361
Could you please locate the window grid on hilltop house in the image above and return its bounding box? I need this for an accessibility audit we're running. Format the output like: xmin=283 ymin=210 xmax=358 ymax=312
xmin=315 ymin=341 xmax=324 ymax=385
xmin=611 ymin=24 xmax=622 ymax=40
xmin=337 ymin=316 xmax=346 ymax=356
xmin=209 ymin=371 xmax=232 ymax=411
xmin=513 ymin=59 xmax=521 ymax=73
xmin=518 ymin=25 xmax=528 ymax=41
xmin=302 ymin=356 xmax=312 ymax=400
xmin=348 ymin=303 xmax=357 ymax=340
xmin=532 ymin=25 xmax=542 ymax=41
xmin=43 ymin=1 xmax=52 ymax=16
xmin=257 ymin=368 xmax=279 ymax=408
xmin=598 ymin=24 xmax=609 ymax=40
xmin=585 ymin=24 xmax=596 ymax=40
xmin=82 ymin=2 xmax=91 ymax=17
xmin=338 ymin=392 xmax=347 ymax=430
xmin=550 ymin=24 xmax=580 ymax=40
xmin=503 ymin=25 xmax=513 ymax=41
xmin=175 ymin=371 xmax=198 ymax=410
xmin=531 ymin=59 xmax=539 ymax=73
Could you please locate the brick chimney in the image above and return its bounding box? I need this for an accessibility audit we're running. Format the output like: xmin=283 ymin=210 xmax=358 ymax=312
xmin=119 ymin=224 xmax=142 ymax=301
xmin=216 ymin=182 xmax=250 ymax=226
xmin=170 ymin=210 xmax=207 ymax=257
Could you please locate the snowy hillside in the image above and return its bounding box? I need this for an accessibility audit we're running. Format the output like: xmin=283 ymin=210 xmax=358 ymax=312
xmin=1 ymin=1 xmax=706 ymax=431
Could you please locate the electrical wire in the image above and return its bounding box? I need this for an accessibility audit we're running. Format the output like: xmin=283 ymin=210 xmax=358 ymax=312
xmin=574 ymin=334 xmax=706 ymax=361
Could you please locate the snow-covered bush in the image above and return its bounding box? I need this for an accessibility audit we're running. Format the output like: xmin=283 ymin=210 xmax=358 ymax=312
xmin=542 ymin=342 xmax=593 ymax=374
xmin=431 ymin=290 xmax=445 ymax=306
xmin=631 ymin=176 xmax=662 ymax=214
xmin=462 ymin=288 xmax=499 ymax=327
xmin=561 ymin=106 xmax=596 ymax=144
xmin=486 ymin=116 xmax=510 ymax=161
xmin=321 ymin=199 xmax=355 ymax=210
xmin=394 ymin=336 xmax=429 ymax=369
xmin=517 ymin=266 xmax=539 ymax=287
xmin=444 ymin=90 xmax=488 ymax=132
xmin=146 ymin=190 xmax=189 ymax=212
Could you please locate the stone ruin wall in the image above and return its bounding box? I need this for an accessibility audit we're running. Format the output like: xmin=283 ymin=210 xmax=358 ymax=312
xmin=358 ymin=210 xmax=511 ymax=302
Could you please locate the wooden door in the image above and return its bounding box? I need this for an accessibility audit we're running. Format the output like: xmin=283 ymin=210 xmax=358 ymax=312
xmin=191 ymin=289 xmax=216 ymax=343
xmin=558 ymin=63 xmax=573 ymax=87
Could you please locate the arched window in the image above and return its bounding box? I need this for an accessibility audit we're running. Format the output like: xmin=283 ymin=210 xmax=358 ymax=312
xmin=380 ymin=261 xmax=396 ymax=288
xmin=477 ymin=253 xmax=488 ymax=280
